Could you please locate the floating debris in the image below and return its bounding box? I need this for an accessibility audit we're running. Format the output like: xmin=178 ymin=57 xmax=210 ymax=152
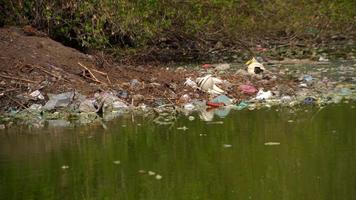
xmin=155 ymin=174 xmax=163 ymax=180
xmin=148 ymin=171 xmax=156 ymax=176
xmin=113 ymin=160 xmax=121 ymax=165
xmin=188 ymin=116 xmax=195 ymax=121
xmin=223 ymin=144 xmax=232 ymax=148
xmin=264 ymin=142 xmax=281 ymax=146
xmin=61 ymin=165 xmax=69 ymax=170
xmin=177 ymin=126 xmax=188 ymax=131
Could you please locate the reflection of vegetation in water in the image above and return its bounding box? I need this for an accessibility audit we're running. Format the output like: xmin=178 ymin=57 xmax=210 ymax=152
xmin=0 ymin=104 xmax=356 ymax=199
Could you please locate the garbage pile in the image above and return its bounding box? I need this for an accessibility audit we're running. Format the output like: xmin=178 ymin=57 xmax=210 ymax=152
xmin=1 ymin=57 xmax=355 ymax=128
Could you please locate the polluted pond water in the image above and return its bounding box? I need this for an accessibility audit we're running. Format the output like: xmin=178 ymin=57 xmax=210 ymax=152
xmin=0 ymin=103 xmax=356 ymax=199
xmin=0 ymin=61 xmax=356 ymax=199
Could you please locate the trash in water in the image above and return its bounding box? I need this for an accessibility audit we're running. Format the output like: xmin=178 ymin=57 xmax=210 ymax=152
xmin=177 ymin=126 xmax=188 ymax=131
xmin=223 ymin=144 xmax=232 ymax=148
xmin=155 ymin=174 xmax=163 ymax=180
xmin=211 ymin=95 xmax=233 ymax=106
xmin=236 ymin=101 xmax=249 ymax=110
xmin=264 ymin=142 xmax=280 ymax=146
xmin=183 ymin=103 xmax=195 ymax=111
xmin=61 ymin=165 xmax=69 ymax=170
xmin=148 ymin=171 xmax=156 ymax=176
xmin=214 ymin=107 xmax=231 ymax=118
xmin=113 ymin=160 xmax=121 ymax=165
xmin=256 ymin=89 xmax=273 ymax=100
xmin=239 ymin=85 xmax=257 ymax=95
xmin=188 ymin=116 xmax=195 ymax=121
xmin=199 ymin=109 xmax=214 ymax=121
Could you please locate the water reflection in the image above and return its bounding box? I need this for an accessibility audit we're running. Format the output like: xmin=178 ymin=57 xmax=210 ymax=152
xmin=0 ymin=103 xmax=355 ymax=200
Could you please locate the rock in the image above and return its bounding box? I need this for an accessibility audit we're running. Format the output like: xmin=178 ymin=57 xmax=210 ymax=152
xmin=47 ymin=119 xmax=70 ymax=127
xmin=43 ymin=92 xmax=75 ymax=110
xmin=132 ymin=94 xmax=144 ymax=102
xmin=112 ymin=100 xmax=128 ymax=110
xmin=117 ymin=90 xmax=128 ymax=99
xmin=29 ymin=104 xmax=42 ymax=112
xmin=79 ymin=99 xmax=97 ymax=113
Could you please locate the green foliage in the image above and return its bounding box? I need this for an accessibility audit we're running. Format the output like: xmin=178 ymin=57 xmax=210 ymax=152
xmin=2 ymin=0 xmax=355 ymax=50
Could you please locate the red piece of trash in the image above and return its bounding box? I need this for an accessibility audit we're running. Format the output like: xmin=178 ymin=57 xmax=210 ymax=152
xmin=239 ymin=85 xmax=257 ymax=95
xmin=201 ymin=64 xmax=211 ymax=69
xmin=206 ymin=102 xmax=225 ymax=107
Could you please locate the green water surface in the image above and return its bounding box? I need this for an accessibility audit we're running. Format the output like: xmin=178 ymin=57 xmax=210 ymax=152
xmin=1 ymin=104 xmax=356 ymax=200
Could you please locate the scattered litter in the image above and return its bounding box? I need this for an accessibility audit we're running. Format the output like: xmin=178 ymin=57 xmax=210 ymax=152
xmin=43 ymin=92 xmax=75 ymax=110
xmin=214 ymin=63 xmax=230 ymax=71
xmin=183 ymin=103 xmax=195 ymax=111
xmin=206 ymin=101 xmax=225 ymax=108
xmin=223 ymin=144 xmax=232 ymax=148
xmin=214 ymin=107 xmax=231 ymax=118
xmin=302 ymin=75 xmax=313 ymax=82
xmin=61 ymin=165 xmax=69 ymax=170
xmin=79 ymin=99 xmax=97 ymax=113
xmin=239 ymin=85 xmax=257 ymax=95
xmin=199 ymin=110 xmax=214 ymax=121
xmin=184 ymin=77 xmax=198 ymax=89
xmin=319 ymin=56 xmax=329 ymax=62
xmin=207 ymin=121 xmax=224 ymax=124
xmin=177 ymin=126 xmax=188 ymax=131
xmin=155 ymin=174 xmax=163 ymax=180
xmin=196 ymin=75 xmax=225 ymax=95
xmin=303 ymin=97 xmax=316 ymax=105
xmin=264 ymin=142 xmax=280 ymax=146
xmin=29 ymin=104 xmax=42 ymax=112
xmin=179 ymin=94 xmax=191 ymax=104
xmin=113 ymin=160 xmax=121 ymax=165
xmin=29 ymin=90 xmax=44 ymax=100
xmin=236 ymin=101 xmax=249 ymax=110
xmin=211 ymin=95 xmax=233 ymax=106
xmin=256 ymin=89 xmax=273 ymax=100
xmin=148 ymin=171 xmax=156 ymax=176
xmin=188 ymin=116 xmax=195 ymax=121
xmin=246 ymin=57 xmax=265 ymax=75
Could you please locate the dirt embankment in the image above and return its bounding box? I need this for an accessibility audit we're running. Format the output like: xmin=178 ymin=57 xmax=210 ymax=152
xmin=0 ymin=27 xmax=294 ymax=113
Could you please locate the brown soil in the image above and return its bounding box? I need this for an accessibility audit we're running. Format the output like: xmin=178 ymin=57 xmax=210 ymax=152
xmin=0 ymin=27 xmax=295 ymax=113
